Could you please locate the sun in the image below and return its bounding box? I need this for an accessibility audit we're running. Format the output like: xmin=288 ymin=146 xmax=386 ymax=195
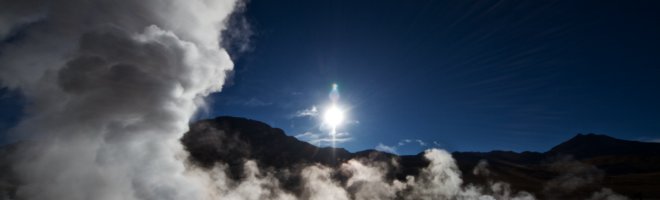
xmin=324 ymin=104 xmax=344 ymax=129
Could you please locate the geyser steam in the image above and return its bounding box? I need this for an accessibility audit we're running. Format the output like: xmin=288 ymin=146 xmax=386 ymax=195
xmin=0 ymin=0 xmax=238 ymax=199
xmin=0 ymin=1 xmax=634 ymax=200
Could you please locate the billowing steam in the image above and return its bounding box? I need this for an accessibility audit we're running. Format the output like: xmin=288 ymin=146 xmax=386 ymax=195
xmin=0 ymin=1 xmax=633 ymax=200
xmin=188 ymin=148 xmax=540 ymax=200
xmin=0 ymin=0 xmax=238 ymax=199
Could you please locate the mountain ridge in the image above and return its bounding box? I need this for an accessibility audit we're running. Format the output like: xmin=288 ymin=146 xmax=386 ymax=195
xmin=181 ymin=116 xmax=660 ymax=199
xmin=186 ymin=116 xmax=659 ymax=157
xmin=2 ymin=116 xmax=659 ymax=199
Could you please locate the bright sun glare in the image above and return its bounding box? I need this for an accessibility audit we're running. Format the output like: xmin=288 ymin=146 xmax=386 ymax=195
xmin=324 ymin=105 xmax=344 ymax=129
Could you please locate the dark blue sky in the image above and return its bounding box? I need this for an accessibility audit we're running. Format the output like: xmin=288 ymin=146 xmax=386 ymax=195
xmin=2 ymin=0 xmax=660 ymax=154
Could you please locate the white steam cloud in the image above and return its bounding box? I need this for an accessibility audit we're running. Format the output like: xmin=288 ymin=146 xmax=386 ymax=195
xmin=187 ymin=148 xmax=539 ymax=200
xmin=0 ymin=0 xmax=238 ymax=199
xmin=0 ymin=1 xmax=634 ymax=200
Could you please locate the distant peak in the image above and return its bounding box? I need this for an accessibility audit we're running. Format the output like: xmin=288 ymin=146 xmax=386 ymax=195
xmin=576 ymin=133 xmax=609 ymax=137
xmin=547 ymin=133 xmax=660 ymax=159
xmin=575 ymin=133 xmax=606 ymax=137
xmin=568 ymin=133 xmax=617 ymax=142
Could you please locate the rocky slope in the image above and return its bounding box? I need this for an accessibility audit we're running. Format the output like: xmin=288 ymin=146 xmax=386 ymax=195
xmin=2 ymin=116 xmax=659 ymax=199
xmin=182 ymin=116 xmax=660 ymax=199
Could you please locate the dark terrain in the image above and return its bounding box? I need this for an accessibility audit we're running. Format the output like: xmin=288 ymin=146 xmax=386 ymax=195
xmin=2 ymin=116 xmax=660 ymax=199
xmin=182 ymin=116 xmax=660 ymax=199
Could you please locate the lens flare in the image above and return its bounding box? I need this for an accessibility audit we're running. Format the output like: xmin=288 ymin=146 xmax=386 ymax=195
xmin=324 ymin=105 xmax=344 ymax=129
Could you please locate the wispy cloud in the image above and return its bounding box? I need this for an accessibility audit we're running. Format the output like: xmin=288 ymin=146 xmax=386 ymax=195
xmin=375 ymin=143 xmax=398 ymax=154
xmin=243 ymin=97 xmax=273 ymax=106
xmin=293 ymin=106 xmax=318 ymax=118
xmin=397 ymin=138 xmax=427 ymax=147
xmin=378 ymin=138 xmax=434 ymax=154
xmin=295 ymin=131 xmax=351 ymax=146
xmin=218 ymin=96 xmax=272 ymax=107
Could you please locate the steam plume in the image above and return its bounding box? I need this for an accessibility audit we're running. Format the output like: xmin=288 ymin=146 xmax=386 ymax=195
xmin=0 ymin=1 xmax=635 ymax=200
xmin=0 ymin=0 xmax=238 ymax=199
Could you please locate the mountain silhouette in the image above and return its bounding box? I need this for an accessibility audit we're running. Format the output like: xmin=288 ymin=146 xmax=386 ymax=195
xmin=2 ymin=116 xmax=659 ymax=199
xmin=547 ymin=133 xmax=660 ymax=159
xmin=182 ymin=116 xmax=660 ymax=199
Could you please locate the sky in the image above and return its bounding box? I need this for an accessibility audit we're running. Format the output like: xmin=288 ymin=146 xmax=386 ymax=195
xmin=2 ymin=0 xmax=660 ymax=154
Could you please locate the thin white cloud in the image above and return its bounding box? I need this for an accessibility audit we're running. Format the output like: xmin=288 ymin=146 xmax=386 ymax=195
xmin=398 ymin=138 xmax=428 ymax=147
xmin=294 ymin=106 xmax=318 ymax=118
xmin=243 ymin=97 xmax=273 ymax=107
xmin=379 ymin=139 xmax=431 ymax=154
xmin=220 ymin=96 xmax=272 ymax=107
xmin=295 ymin=131 xmax=351 ymax=146
xmin=375 ymin=143 xmax=398 ymax=154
